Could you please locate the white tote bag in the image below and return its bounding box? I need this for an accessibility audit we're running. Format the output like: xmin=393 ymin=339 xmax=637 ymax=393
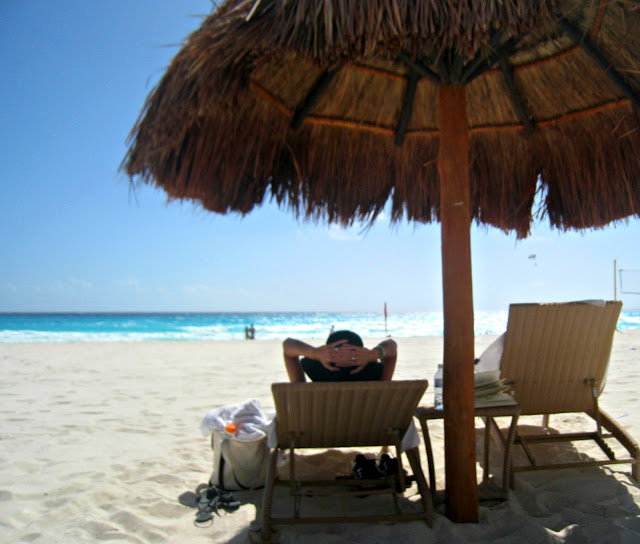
xmin=201 ymin=399 xmax=271 ymax=490
xmin=209 ymin=430 xmax=269 ymax=490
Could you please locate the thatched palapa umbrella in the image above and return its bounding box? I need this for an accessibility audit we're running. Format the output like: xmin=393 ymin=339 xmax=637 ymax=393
xmin=124 ymin=0 xmax=640 ymax=522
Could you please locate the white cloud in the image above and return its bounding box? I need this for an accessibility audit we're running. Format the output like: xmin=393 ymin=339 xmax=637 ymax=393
xmin=328 ymin=224 xmax=362 ymax=242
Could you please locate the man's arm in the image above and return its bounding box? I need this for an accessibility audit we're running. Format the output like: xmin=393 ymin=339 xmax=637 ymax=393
xmin=282 ymin=337 xmax=347 ymax=382
xmin=377 ymin=338 xmax=397 ymax=381
xmin=282 ymin=338 xmax=310 ymax=382
xmin=331 ymin=338 xmax=398 ymax=380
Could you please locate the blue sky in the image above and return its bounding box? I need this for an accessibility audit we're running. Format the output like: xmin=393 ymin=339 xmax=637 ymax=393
xmin=1 ymin=1 xmax=639 ymax=313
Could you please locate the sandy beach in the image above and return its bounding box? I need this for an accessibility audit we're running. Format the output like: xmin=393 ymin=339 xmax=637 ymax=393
xmin=1 ymin=332 xmax=639 ymax=543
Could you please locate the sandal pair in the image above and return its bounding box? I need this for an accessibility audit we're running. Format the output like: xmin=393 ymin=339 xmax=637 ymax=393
xmin=352 ymin=453 xmax=400 ymax=479
xmin=194 ymin=484 xmax=241 ymax=526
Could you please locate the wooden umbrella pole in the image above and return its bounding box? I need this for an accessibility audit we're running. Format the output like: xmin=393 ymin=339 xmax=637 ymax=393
xmin=437 ymin=85 xmax=478 ymax=523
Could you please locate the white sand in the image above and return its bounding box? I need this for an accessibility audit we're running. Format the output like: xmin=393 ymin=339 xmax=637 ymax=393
xmin=1 ymin=332 xmax=639 ymax=543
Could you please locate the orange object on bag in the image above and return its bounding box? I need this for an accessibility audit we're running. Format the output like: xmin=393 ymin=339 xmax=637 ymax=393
xmin=225 ymin=423 xmax=236 ymax=434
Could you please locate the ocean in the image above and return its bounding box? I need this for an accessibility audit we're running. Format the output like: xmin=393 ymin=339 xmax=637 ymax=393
xmin=1 ymin=310 xmax=639 ymax=342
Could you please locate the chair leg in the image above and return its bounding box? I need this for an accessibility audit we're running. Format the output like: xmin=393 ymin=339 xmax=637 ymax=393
xmin=598 ymin=409 xmax=640 ymax=482
xmin=261 ymin=448 xmax=279 ymax=542
xmin=482 ymin=417 xmax=491 ymax=483
xmin=405 ymin=447 xmax=434 ymax=527
xmin=503 ymin=412 xmax=519 ymax=490
xmin=416 ymin=415 xmax=437 ymax=503
xmin=395 ymin=444 xmax=407 ymax=492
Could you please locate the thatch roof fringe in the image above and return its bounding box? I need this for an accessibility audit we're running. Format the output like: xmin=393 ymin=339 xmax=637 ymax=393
xmin=124 ymin=0 xmax=640 ymax=238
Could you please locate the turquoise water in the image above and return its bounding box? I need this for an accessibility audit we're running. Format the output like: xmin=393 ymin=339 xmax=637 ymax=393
xmin=1 ymin=310 xmax=639 ymax=342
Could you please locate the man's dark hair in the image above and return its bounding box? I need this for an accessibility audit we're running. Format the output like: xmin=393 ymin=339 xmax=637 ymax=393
xmin=326 ymin=330 xmax=363 ymax=347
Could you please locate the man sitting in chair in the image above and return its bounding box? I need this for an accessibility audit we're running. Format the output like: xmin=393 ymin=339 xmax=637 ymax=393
xmin=283 ymin=330 xmax=397 ymax=382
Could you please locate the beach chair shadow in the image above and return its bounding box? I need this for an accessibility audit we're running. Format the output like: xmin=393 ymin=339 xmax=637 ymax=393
xmin=505 ymin=424 xmax=640 ymax=528
xmin=259 ymin=380 xmax=433 ymax=542
xmin=494 ymin=301 xmax=640 ymax=485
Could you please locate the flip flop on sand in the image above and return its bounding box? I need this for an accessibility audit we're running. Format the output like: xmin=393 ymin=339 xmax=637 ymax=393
xmin=193 ymin=485 xmax=241 ymax=527
xmin=194 ymin=508 xmax=213 ymax=526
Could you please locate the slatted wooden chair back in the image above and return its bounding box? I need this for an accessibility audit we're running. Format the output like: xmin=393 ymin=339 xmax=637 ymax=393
xmin=500 ymin=301 xmax=622 ymax=416
xmin=272 ymin=380 xmax=428 ymax=448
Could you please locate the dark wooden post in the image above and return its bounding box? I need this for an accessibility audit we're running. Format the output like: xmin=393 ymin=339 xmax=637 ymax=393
xmin=437 ymin=85 xmax=478 ymax=522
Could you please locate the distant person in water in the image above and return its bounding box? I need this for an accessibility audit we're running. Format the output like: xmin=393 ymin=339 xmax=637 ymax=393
xmin=283 ymin=330 xmax=397 ymax=382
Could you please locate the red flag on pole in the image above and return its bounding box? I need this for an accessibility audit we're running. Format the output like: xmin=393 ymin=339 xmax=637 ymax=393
xmin=384 ymin=302 xmax=388 ymax=319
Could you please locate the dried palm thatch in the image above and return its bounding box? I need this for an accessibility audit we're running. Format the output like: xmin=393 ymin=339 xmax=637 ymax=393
xmin=124 ymin=0 xmax=640 ymax=238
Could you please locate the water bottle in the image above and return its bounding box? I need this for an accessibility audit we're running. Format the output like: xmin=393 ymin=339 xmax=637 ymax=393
xmin=433 ymin=364 xmax=444 ymax=409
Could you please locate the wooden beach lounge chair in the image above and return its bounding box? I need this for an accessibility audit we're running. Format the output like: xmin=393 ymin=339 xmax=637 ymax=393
xmin=260 ymin=380 xmax=433 ymax=540
xmin=498 ymin=300 xmax=640 ymax=485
